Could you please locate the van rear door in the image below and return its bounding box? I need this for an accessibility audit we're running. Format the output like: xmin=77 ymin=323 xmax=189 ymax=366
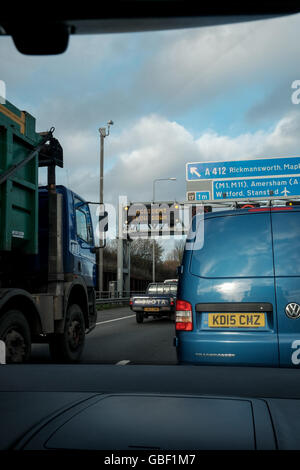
xmin=187 ymin=210 xmax=279 ymax=366
xmin=271 ymin=207 xmax=300 ymax=367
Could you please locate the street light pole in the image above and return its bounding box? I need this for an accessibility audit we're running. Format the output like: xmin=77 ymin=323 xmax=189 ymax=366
xmin=152 ymin=177 xmax=176 ymax=283
xmin=98 ymin=120 xmax=113 ymax=295
xmin=152 ymin=236 xmax=156 ymax=284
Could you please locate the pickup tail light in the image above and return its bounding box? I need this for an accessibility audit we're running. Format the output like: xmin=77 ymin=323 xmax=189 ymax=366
xmin=176 ymin=300 xmax=193 ymax=331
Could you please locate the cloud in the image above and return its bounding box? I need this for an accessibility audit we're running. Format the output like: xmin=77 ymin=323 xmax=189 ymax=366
xmin=36 ymin=109 xmax=300 ymax=208
xmin=93 ymin=110 xmax=300 ymax=206
xmin=246 ymin=83 xmax=294 ymax=124
xmin=0 ymin=33 xmax=131 ymax=88
xmin=1 ymin=12 xmax=298 ymax=169
xmin=4 ymin=13 xmax=300 ymax=139
xmin=133 ymin=14 xmax=300 ymax=117
xmin=1 ymin=32 xmax=142 ymax=129
xmin=105 ymin=114 xmax=196 ymax=203
xmin=191 ymin=110 xmax=300 ymax=163
xmin=3 ymin=14 xmax=300 ymax=209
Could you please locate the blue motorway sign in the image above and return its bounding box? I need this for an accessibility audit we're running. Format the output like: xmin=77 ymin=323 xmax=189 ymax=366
xmin=196 ymin=191 xmax=210 ymax=201
xmin=213 ymin=176 xmax=300 ymax=200
xmin=186 ymin=156 xmax=300 ymax=181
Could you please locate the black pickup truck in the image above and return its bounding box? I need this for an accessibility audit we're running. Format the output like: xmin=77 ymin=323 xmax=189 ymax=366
xmin=130 ymin=282 xmax=178 ymax=323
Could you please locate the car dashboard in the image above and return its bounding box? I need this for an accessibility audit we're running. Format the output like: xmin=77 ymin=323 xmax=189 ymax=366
xmin=1 ymin=364 xmax=300 ymax=451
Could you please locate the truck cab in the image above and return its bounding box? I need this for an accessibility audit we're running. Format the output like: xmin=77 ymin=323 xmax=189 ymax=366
xmin=37 ymin=186 xmax=96 ymax=289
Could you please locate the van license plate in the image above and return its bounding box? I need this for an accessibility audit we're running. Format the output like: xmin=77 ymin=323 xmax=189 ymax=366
xmin=144 ymin=308 xmax=159 ymax=312
xmin=208 ymin=313 xmax=265 ymax=328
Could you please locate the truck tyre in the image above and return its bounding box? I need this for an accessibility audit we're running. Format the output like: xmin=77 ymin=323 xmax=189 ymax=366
xmin=0 ymin=310 xmax=31 ymax=363
xmin=49 ymin=304 xmax=85 ymax=363
xmin=136 ymin=312 xmax=144 ymax=324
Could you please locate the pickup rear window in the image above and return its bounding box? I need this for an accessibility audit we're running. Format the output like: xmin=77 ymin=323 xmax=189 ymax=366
xmin=147 ymin=284 xmax=178 ymax=294
xmin=272 ymin=210 xmax=300 ymax=276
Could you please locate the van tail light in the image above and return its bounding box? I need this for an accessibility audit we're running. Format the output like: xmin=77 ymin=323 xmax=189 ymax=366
xmin=176 ymin=300 xmax=193 ymax=331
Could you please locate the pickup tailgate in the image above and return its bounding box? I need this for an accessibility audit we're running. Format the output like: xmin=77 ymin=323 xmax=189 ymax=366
xmin=131 ymin=295 xmax=172 ymax=311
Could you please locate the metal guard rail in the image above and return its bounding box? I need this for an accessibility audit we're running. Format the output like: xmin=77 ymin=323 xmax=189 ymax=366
xmin=96 ymin=291 xmax=144 ymax=304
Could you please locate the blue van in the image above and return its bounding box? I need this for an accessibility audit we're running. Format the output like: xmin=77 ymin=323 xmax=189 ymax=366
xmin=175 ymin=203 xmax=300 ymax=367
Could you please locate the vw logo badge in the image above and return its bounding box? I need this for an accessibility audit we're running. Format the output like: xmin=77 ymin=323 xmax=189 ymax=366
xmin=285 ymin=303 xmax=300 ymax=319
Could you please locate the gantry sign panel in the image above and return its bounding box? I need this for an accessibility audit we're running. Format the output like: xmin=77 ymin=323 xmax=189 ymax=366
xmin=122 ymin=202 xmax=209 ymax=238
xmin=186 ymin=156 xmax=300 ymax=202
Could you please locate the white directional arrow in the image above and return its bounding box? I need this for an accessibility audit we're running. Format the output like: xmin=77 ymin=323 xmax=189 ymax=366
xmin=190 ymin=167 xmax=201 ymax=178
xmin=281 ymin=187 xmax=291 ymax=196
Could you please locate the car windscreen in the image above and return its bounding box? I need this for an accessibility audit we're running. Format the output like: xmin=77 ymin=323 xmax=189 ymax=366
xmin=1 ymin=12 xmax=300 ymax=367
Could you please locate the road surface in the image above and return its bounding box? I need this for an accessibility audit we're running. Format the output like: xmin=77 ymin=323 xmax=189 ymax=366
xmin=30 ymin=306 xmax=178 ymax=364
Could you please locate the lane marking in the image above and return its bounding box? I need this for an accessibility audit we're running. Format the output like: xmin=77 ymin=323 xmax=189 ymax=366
xmin=115 ymin=360 xmax=131 ymax=366
xmin=96 ymin=314 xmax=135 ymax=326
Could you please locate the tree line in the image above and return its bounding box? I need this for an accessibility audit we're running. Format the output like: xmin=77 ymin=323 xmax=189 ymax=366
xmin=103 ymin=238 xmax=185 ymax=282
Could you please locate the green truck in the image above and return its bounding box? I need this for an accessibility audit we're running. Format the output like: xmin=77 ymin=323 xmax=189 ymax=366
xmin=0 ymin=100 xmax=98 ymax=363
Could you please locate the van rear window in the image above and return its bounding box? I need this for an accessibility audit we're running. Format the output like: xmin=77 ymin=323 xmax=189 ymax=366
xmin=272 ymin=211 xmax=300 ymax=276
xmin=190 ymin=213 xmax=273 ymax=278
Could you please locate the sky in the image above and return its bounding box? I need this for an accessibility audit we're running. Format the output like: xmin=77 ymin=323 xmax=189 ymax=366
xmin=1 ymin=13 xmax=300 ymax=249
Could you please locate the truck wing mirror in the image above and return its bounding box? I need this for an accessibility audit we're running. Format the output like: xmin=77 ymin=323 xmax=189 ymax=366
xmin=99 ymin=211 xmax=108 ymax=232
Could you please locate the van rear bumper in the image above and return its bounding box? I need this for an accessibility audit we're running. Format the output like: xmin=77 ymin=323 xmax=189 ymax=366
xmin=176 ymin=331 xmax=278 ymax=366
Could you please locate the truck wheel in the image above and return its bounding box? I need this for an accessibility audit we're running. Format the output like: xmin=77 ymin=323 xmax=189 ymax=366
xmin=136 ymin=312 xmax=144 ymax=324
xmin=0 ymin=310 xmax=31 ymax=363
xmin=49 ymin=304 xmax=85 ymax=363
